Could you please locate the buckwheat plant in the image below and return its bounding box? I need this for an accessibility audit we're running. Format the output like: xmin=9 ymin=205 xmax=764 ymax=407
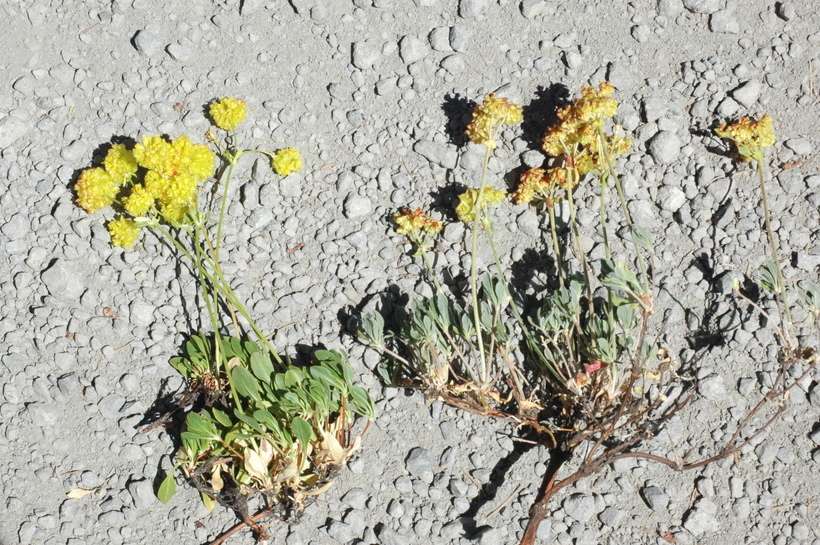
xmin=360 ymin=87 xmax=819 ymax=543
xmin=75 ymin=98 xmax=374 ymax=543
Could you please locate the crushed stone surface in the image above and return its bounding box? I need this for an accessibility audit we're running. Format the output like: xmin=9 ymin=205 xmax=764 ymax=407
xmin=1 ymin=0 xmax=819 ymax=544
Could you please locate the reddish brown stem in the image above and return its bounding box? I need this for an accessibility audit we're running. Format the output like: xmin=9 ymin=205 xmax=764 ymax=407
xmin=520 ymin=448 xmax=573 ymax=545
xmin=207 ymin=507 xmax=273 ymax=545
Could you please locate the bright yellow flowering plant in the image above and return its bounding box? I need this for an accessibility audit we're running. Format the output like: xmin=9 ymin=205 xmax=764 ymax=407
xmin=74 ymin=99 xmax=373 ymax=543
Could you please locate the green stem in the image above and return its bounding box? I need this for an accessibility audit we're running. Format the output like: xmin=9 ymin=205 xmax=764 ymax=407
xmin=597 ymin=126 xmax=649 ymax=289
xmin=470 ymin=145 xmax=492 ymax=387
xmin=547 ymin=199 xmax=563 ymax=287
xmin=598 ymin=173 xmax=616 ymax=351
xmin=419 ymin=245 xmax=444 ymax=294
xmin=756 ymin=158 xmax=793 ymax=345
xmin=214 ymin=148 xmax=243 ymax=263
xmin=565 ymin=173 xmax=593 ymax=304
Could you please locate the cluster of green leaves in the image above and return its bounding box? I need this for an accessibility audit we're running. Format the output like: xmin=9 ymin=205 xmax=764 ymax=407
xmin=360 ymin=274 xmax=520 ymax=396
xmin=159 ymin=334 xmax=375 ymax=508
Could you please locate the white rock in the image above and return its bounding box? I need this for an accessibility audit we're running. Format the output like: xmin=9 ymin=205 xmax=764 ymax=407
xmin=520 ymin=0 xmax=548 ymax=19
xmin=657 ymin=0 xmax=683 ymax=16
xmin=657 ymin=186 xmax=687 ymax=212
xmin=429 ymin=27 xmax=452 ymax=51
xmin=352 ymin=41 xmax=380 ymax=69
xmin=683 ymin=0 xmax=719 ymax=14
xmin=399 ymin=35 xmax=427 ymax=64
xmin=710 ymin=9 xmax=739 ymax=33
xmin=731 ymin=80 xmax=761 ymax=108
xmin=133 ymin=29 xmax=162 ymax=56
xmin=458 ymin=0 xmax=487 ymax=18
xmin=648 ymin=131 xmax=681 ymax=164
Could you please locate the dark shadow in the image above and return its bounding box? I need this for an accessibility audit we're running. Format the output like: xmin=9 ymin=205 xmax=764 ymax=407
xmin=510 ymin=247 xmax=558 ymax=298
xmin=520 ymin=83 xmax=570 ymax=151
xmin=429 ymin=182 xmax=467 ymax=223
xmin=461 ymin=431 xmax=540 ymax=535
xmin=441 ymin=93 xmax=476 ymax=147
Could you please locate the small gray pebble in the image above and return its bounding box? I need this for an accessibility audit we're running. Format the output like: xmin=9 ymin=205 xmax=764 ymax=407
xmin=776 ymin=1 xmax=795 ymax=20
xmin=341 ymin=488 xmax=368 ymax=510
xmin=563 ymin=494 xmax=596 ymax=522
xmin=698 ymin=374 xmax=726 ymax=400
xmin=683 ymin=0 xmax=720 ymax=14
xmin=399 ymin=35 xmax=427 ymax=64
xmin=99 ymin=393 xmax=126 ymax=418
xmin=449 ymin=27 xmax=470 ymax=52
xmin=343 ymin=195 xmax=372 ymax=218
xmin=784 ymin=138 xmax=812 ymax=156
xmin=520 ymin=0 xmax=548 ymax=19
xmin=440 ymin=54 xmax=465 ymax=74
xmin=127 ymin=479 xmax=155 ymax=510
xmin=648 ymin=131 xmax=682 ymax=164
xmin=658 ymin=0 xmax=684 ymax=16
xmin=2 ymin=213 xmax=28 ymax=241
xmin=326 ymin=520 xmax=355 ymax=544
xmin=429 ymin=27 xmax=451 ymax=51
xmin=717 ymin=97 xmax=740 ymax=117
xmin=133 ymin=29 xmax=162 ymax=56
xmin=166 ymin=42 xmax=193 ymax=62
xmin=641 ymin=485 xmax=670 ymax=510
xmin=405 ymin=447 xmax=436 ymax=482
xmin=414 ymin=139 xmax=458 ymax=169
xmin=379 ymin=527 xmax=414 ymax=545
xmin=41 ymin=259 xmax=84 ymax=300
xmin=657 ymin=186 xmax=686 ymax=212
xmin=458 ymin=0 xmax=487 ymax=18
xmin=683 ymin=509 xmax=720 ymax=535
xmin=731 ymin=80 xmax=762 ymax=108
xmin=517 ymin=209 xmax=541 ymax=237
xmin=598 ymin=506 xmax=624 ymax=526
xmin=710 ymin=9 xmax=739 ymax=33
xmin=352 ymin=41 xmax=380 ymax=69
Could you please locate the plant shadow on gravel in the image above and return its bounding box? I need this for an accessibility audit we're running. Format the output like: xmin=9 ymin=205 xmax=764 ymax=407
xmin=520 ymin=83 xmax=570 ymax=151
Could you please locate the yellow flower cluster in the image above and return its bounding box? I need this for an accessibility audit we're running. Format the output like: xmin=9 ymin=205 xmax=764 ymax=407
xmin=129 ymin=135 xmax=216 ymax=225
xmin=455 ymin=187 xmax=507 ymax=223
xmin=393 ymin=208 xmax=443 ymax=236
xmin=209 ymin=97 xmax=247 ymax=131
xmin=542 ymin=82 xmax=631 ymax=176
xmin=271 ymin=147 xmax=303 ymax=176
xmin=76 ymin=144 xmax=138 ymax=213
xmin=465 ymin=94 xmax=523 ymax=148
xmin=511 ymin=167 xmax=571 ymax=205
xmin=714 ymin=115 xmax=775 ymax=162
xmin=75 ymin=135 xmax=216 ymax=249
xmin=108 ymin=217 xmax=141 ymax=248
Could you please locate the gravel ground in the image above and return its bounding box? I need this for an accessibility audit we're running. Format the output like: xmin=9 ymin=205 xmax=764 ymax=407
xmin=1 ymin=1 xmax=819 ymax=544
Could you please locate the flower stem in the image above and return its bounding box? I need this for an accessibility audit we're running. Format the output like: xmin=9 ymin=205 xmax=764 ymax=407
xmin=471 ymin=145 xmax=492 ymax=387
xmin=756 ymin=158 xmax=793 ymax=345
xmin=547 ymin=199 xmax=563 ymax=287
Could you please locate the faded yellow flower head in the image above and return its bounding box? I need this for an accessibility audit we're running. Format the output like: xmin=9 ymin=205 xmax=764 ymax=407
xmin=714 ymin=115 xmax=775 ymax=162
xmin=108 ymin=217 xmax=141 ymax=249
xmin=455 ymin=187 xmax=507 ymax=223
xmin=511 ymin=167 xmax=571 ymax=205
xmin=75 ymin=167 xmax=118 ymax=213
xmin=209 ymin=97 xmax=247 ymax=131
xmin=393 ymin=208 xmax=443 ymax=236
xmin=465 ymin=94 xmax=523 ymax=148
xmin=271 ymin=147 xmax=303 ymax=176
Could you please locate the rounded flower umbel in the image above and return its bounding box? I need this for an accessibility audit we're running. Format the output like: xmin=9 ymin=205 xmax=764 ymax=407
xmin=465 ymin=93 xmax=523 ymax=148
xmin=271 ymin=147 xmax=303 ymax=176
xmin=455 ymin=187 xmax=507 ymax=223
xmin=209 ymin=97 xmax=247 ymax=132
xmin=393 ymin=208 xmax=442 ymax=257
xmin=714 ymin=115 xmax=775 ymax=162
